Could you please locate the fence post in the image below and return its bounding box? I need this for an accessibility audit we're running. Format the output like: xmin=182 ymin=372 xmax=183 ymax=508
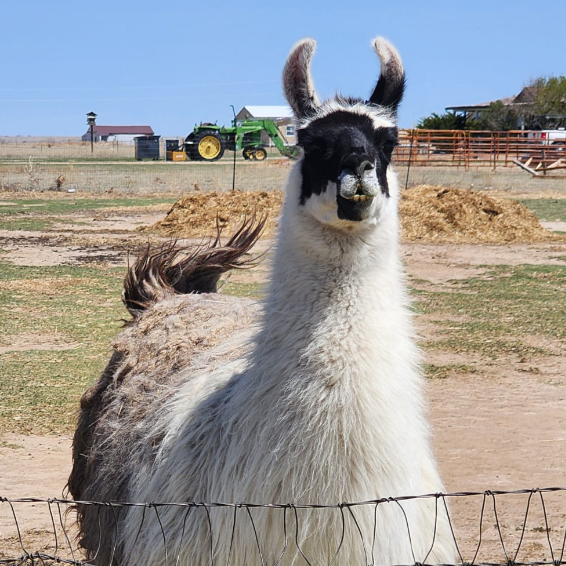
xmin=404 ymin=129 xmax=414 ymax=190
xmin=230 ymin=105 xmax=237 ymax=191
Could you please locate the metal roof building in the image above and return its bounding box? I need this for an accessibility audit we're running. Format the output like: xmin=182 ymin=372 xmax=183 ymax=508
xmin=81 ymin=125 xmax=154 ymax=143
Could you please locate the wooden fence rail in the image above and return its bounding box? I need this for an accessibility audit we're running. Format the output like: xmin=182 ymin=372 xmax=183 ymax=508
xmin=394 ymin=130 xmax=566 ymax=173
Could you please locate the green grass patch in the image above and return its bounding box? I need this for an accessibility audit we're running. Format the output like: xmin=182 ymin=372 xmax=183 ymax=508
xmin=0 ymin=157 xmax=137 ymax=164
xmin=220 ymin=280 xmax=265 ymax=299
xmin=0 ymin=217 xmax=54 ymax=231
xmin=0 ymin=261 xmax=127 ymax=434
xmin=0 ymin=439 xmax=23 ymax=450
xmin=0 ymin=196 xmax=176 ymax=217
xmin=0 ymin=196 xmax=176 ymax=232
xmin=520 ymin=198 xmax=566 ymax=222
xmin=412 ymin=264 xmax=566 ymax=359
xmin=424 ymin=363 xmax=477 ymax=380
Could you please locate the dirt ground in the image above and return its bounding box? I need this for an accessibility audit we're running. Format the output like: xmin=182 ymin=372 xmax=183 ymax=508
xmin=1 ymin=200 xmax=566 ymax=563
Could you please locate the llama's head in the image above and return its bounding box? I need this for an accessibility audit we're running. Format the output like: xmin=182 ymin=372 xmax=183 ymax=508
xmin=283 ymin=37 xmax=405 ymax=230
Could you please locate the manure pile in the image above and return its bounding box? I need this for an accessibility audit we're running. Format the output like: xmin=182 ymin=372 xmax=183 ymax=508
xmin=148 ymin=186 xmax=556 ymax=244
xmin=400 ymin=185 xmax=555 ymax=243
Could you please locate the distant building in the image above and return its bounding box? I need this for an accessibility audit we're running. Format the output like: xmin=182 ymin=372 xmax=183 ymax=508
xmin=235 ymin=106 xmax=296 ymax=146
xmin=81 ymin=125 xmax=154 ymax=143
xmin=445 ymin=86 xmax=539 ymax=128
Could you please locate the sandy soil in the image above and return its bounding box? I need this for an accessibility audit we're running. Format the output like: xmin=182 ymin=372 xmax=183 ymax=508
xmin=1 ymin=207 xmax=566 ymax=563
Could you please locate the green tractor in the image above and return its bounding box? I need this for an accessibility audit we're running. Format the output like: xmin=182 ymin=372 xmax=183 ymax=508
xmin=178 ymin=118 xmax=299 ymax=162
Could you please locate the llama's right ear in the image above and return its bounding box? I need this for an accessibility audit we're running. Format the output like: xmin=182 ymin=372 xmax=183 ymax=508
xmin=283 ymin=38 xmax=320 ymax=120
xmin=368 ymin=37 xmax=406 ymax=114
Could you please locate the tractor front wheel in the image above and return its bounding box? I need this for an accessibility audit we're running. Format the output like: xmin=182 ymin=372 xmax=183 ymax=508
xmin=253 ymin=147 xmax=267 ymax=161
xmin=195 ymin=132 xmax=224 ymax=161
xmin=242 ymin=147 xmax=254 ymax=160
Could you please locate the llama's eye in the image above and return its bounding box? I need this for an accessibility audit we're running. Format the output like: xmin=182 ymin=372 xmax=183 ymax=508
xmin=373 ymin=134 xmax=397 ymax=153
xmin=303 ymin=144 xmax=321 ymax=156
xmin=302 ymin=138 xmax=327 ymax=157
xmin=381 ymin=140 xmax=397 ymax=159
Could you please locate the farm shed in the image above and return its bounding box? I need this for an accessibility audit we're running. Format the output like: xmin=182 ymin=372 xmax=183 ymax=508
xmin=81 ymin=125 xmax=155 ymax=144
xmin=235 ymin=105 xmax=296 ymax=147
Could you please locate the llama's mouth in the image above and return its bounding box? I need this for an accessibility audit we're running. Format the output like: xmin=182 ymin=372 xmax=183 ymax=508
xmin=343 ymin=194 xmax=373 ymax=202
xmin=336 ymin=193 xmax=375 ymax=221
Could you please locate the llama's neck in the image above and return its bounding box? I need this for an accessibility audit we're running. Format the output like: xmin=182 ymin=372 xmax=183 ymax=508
xmin=266 ymin=208 xmax=403 ymax=321
xmin=250 ymin=166 xmax=416 ymax=392
xmin=231 ymin=168 xmax=425 ymax=505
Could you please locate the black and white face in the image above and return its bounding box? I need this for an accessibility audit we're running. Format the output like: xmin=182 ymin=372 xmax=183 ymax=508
xmin=283 ymin=35 xmax=405 ymax=229
xmin=298 ymin=110 xmax=398 ymax=225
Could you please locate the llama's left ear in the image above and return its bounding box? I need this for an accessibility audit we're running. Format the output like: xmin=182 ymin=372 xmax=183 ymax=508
xmin=283 ymin=38 xmax=320 ymax=120
xmin=368 ymin=37 xmax=406 ymax=114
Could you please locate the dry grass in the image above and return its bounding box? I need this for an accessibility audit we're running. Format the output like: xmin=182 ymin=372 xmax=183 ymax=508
xmin=147 ymin=185 xmax=558 ymax=244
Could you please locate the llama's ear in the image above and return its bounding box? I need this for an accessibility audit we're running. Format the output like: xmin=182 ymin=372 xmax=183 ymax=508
xmin=368 ymin=37 xmax=406 ymax=114
xmin=283 ymin=38 xmax=320 ymax=120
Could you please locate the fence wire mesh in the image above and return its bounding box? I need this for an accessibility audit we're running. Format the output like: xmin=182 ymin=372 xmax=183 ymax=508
xmin=3 ymin=488 xmax=566 ymax=566
xmin=0 ymin=139 xmax=292 ymax=194
xmin=1 ymin=130 xmax=563 ymax=194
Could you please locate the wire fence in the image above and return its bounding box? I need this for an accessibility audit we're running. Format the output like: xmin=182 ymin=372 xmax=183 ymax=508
xmin=0 ymin=139 xmax=292 ymax=194
xmin=3 ymin=488 xmax=566 ymax=565
xmin=1 ymin=130 xmax=564 ymax=194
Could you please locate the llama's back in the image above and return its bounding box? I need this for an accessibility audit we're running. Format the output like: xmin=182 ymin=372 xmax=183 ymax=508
xmin=68 ymin=219 xmax=264 ymax=564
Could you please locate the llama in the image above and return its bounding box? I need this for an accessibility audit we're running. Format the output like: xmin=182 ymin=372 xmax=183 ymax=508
xmin=69 ymin=37 xmax=456 ymax=566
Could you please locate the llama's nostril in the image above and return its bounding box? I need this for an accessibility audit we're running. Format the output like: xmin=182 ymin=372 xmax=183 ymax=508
xmin=357 ymin=160 xmax=374 ymax=176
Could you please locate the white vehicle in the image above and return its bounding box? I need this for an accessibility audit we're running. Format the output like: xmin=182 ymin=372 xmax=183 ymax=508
xmin=537 ymin=129 xmax=566 ymax=145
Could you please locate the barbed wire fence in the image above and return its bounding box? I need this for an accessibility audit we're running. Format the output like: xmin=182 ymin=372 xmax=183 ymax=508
xmin=3 ymin=488 xmax=566 ymax=565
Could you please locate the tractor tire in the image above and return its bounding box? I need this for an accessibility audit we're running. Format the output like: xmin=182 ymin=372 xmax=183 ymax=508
xmin=253 ymin=147 xmax=267 ymax=161
xmin=186 ymin=133 xmax=201 ymax=161
xmin=243 ymin=147 xmax=254 ymax=160
xmin=195 ymin=132 xmax=224 ymax=161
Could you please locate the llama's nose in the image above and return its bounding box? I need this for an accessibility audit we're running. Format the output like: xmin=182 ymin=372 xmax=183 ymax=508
xmin=340 ymin=153 xmax=375 ymax=178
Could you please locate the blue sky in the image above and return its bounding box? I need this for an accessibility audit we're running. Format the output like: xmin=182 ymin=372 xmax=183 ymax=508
xmin=1 ymin=0 xmax=565 ymax=137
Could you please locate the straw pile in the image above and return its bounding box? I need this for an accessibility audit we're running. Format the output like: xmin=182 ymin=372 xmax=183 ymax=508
xmin=148 ymin=185 xmax=556 ymax=244
xmin=146 ymin=190 xmax=284 ymax=238
xmin=400 ymin=185 xmax=555 ymax=243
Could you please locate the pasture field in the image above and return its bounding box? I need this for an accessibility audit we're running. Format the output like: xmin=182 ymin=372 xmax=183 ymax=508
xmin=0 ymin=187 xmax=565 ymax=434
xmin=0 ymin=177 xmax=565 ymax=562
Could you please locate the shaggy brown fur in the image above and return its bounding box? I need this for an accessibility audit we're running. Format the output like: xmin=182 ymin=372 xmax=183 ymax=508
xmin=67 ymin=217 xmax=264 ymax=564
xmin=123 ymin=215 xmax=265 ymax=317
